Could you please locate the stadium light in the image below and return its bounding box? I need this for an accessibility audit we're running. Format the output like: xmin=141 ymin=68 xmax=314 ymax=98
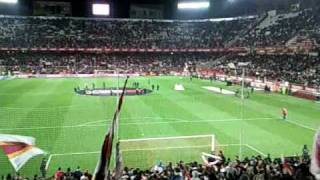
xmin=92 ymin=3 xmax=110 ymax=16
xmin=177 ymin=1 xmax=210 ymax=9
xmin=0 ymin=0 xmax=18 ymax=4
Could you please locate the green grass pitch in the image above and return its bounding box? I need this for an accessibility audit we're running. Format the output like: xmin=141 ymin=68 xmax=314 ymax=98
xmin=0 ymin=76 xmax=319 ymax=177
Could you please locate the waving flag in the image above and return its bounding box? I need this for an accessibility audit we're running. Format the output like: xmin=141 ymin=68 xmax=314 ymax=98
xmin=311 ymin=129 xmax=320 ymax=179
xmin=94 ymin=76 xmax=129 ymax=180
xmin=94 ymin=121 xmax=115 ymax=180
xmin=0 ymin=134 xmax=45 ymax=172
xmin=114 ymin=142 xmax=123 ymax=180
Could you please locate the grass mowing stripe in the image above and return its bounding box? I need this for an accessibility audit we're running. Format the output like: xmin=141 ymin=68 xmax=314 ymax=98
xmin=0 ymin=117 xmax=275 ymax=131
xmin=49 ymin=144 xmax=243 ymax=156
xmin=286 ymin=120 xmax=316 ymax=131
xmin=0 ymin=76 xmax=317 ymax=176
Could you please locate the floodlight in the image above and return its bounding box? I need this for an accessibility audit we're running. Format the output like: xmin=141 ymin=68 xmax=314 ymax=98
xmin=92 ymin=3 xmax=110 ymax=16
xmin=178 ymin=1 xmax=210 ymax=9
xmin=0 ymin=0 xmax=18 ymax=4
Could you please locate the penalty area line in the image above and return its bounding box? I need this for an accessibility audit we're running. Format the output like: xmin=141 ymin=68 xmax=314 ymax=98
xmin=286 ymin=120 xmax=316 ymax=131
xmin=0 ymin=117 xmax=275 ymax=131
xmin=79 ymin=117 xmax=274 ymax=126
xmin=45 ymin=154 xmax=53 ymax=171
xmin=245 ymin=144 xmax=267 ymax=157
xmin=51 ymin=151 xmax=100 ymax=157
xmin=47 ymin=143 xmax=243 ymax=156
xmin=41 ymin=143 xmax=249 ymax=170
xmin=80 ymin=117 xmax=275 ymax=126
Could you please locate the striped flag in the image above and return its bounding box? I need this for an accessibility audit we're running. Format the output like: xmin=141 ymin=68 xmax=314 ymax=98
xmin=0 ymin=134 xmax=45 ymax=172
xmin=114 ymin=142 xmax=123 ymax=180
xmin=94 ymin=121 xmax=115 ymax=180
xmin=94 ymin=76 xmax=129 ymax=180
xmin=310 ymin=129 xmax=320 ymax=179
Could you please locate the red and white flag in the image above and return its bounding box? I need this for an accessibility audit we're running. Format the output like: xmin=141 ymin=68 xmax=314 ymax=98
xmin=94 ymin=121 xmax=115 ymax=180
xmin=0 ymin=134 xmax=45 ymax=172
xmin=94 ymin=76 xmax=129 ymax=180
xmin=310 ymin=129 xmax=320 ymax=179
xmin=114 ymin=142 xmax=123 ymax=180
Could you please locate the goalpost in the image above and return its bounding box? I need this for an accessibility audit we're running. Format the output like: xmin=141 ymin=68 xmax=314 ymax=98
xmin=119 ymin=134 xmax=216 ymax=168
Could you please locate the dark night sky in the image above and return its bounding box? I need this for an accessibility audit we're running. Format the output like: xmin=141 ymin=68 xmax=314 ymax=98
xmin=0 ymin=0 xmax=318 ymax=18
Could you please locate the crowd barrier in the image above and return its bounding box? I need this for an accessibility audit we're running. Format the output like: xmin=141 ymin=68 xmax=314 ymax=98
xmin=14 ymin=73 xmax=140 ymax=79
xmin=209 ymin=74 xmax=319 ymax=101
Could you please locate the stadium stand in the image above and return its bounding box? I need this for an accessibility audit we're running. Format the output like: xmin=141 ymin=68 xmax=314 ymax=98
xmin=0 ymin=6 xmax=319 ymax=85
xmin=0 ymin=5 xmax=320 ymax=180
xmin=2 ymin=152 xmax=314 ymax=180
xmin=235 ymin=7 xmax=320 ymax=47
xmin=219 ymin=54 xmax=320 ymax=87
xmin=1 ymin=52 xmax=319 ymax=86
xmin=0 ymin=52 xmax=222 ymax=75
xmin=0 ymin=16 xmax=255 ymax=49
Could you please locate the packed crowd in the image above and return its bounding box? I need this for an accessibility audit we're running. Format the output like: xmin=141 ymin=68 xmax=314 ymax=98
xmin=0 ymin=7 xmax=319 ymax=86
xmin=113 ymin=154 xmax=314 ymax=180
xmin=2 ymin=149 xmax=314 ymax=180
xmin=220 ymin=54 xmax=320 ymax=87
xmin=236 ymin=8 xmax=320 ymax=47
xmin=1 ymin=51 xmax=319 ymax=86
xmin=0 ymin=52 xmax=221 ymax=75
xmin=0 ymin=6 xmax=319 ymax=49
xmin=0 ymin=16 xmax=255 ymax=49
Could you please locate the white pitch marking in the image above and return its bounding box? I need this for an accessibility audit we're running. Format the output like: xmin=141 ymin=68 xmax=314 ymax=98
xmin=120 ymin=134 xmax=214 ymax=142
xmin=51 ymin=151 xmax=100 ymax=157
xmin=45 ymin=154 xmax=53 ymax=171
xmin=48 ymin=144 xmax=242 ymax=156
xmin=0 ymin=117 xmax=274 ymax=131
xmin=245 ymin=144 xmax=267 ymax=157
xmin=80 ymin=117 xmax=274 ymax=126
xmin=115 ymin=117 xmax=273 ymax=126
xmin=121 ymin=145 xmax=211 ymax=152
xmin=286 ymin=120 xmax=316 ymax=131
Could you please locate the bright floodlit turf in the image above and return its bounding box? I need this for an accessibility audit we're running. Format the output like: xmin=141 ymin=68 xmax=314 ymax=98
xmin=0 ymin=76 xmax=319 ymax=176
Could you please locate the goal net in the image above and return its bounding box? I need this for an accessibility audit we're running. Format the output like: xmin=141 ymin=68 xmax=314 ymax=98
xmin=119 ymin=134 xmax=215 ymax=168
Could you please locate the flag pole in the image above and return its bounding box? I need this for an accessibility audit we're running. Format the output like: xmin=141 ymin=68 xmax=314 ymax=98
xmin=239 ymin=67 xmax=245 ymax=160
xmin=94 ymin=75 xmax=129 ymax=180
xmin=116 ymin=69 xmax=120 ymax=142
xmin=114 ymin=69 xmax=120 ymax=169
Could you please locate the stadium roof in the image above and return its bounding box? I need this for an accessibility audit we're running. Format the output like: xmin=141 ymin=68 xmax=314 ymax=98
xmin=0 ymin=0 xmax=318 ymax=18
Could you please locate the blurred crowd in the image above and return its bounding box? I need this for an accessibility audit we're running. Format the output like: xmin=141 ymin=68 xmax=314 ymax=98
xmin=113 ymin=154 xmax=314 ymax=180
xmin=220 ymin=54 xmax=320 ymax=87
xmin=0 ymin=6 xmax=319 ymax=87
xmin=0 ymin=7 xmax=319 ymax=49
xmin=0 ymin=52 xmax=221 ymax=75
xmin=0 ymin=17 xmax=254 ymax=49
xmin=0 ymin=5 xmax=320 ymax=180
xmin=1 ymin=149 xmax=314 ymax=180
xmin=236 ymin=8 xmax=320 ymax=47
xmin=1 ymin=52 xmax=319 ymax=86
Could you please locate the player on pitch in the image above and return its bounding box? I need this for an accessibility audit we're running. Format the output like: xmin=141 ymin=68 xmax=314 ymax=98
xmin=282 ymin=108 xmax=288 ymax=120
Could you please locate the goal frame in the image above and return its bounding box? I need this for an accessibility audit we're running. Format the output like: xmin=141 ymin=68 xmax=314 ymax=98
xmin=119 ymin=134 xmax=215 ymax=152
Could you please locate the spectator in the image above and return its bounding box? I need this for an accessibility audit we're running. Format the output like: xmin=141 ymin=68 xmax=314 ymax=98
xmin=54 ymin=167 xmax=64 ymax=180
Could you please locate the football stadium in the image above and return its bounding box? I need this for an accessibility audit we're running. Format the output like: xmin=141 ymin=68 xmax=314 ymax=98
xmin=0 ymin=0 xmax=320 ymax=179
